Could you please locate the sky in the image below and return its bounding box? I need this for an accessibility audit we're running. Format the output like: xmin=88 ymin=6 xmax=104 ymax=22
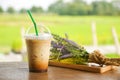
xmin=0 ymin=0 xmax=112 ymax=11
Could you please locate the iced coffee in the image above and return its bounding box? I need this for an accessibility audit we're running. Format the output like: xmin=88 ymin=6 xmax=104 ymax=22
xmin=25 ymin=33 xmax=51 ymax=72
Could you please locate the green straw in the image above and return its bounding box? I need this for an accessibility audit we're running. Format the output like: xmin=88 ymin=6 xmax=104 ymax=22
xmin=27 ymin=10 xmax=38 ymax=36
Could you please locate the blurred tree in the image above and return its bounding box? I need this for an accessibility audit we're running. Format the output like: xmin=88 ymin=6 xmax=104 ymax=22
xmin=19 ymin=8 xmax=26 ymax=13
xmin=48 ymin=0 xmax=64 ymax=14
xmin=31 ymin=6 xmax=37 ymax=12
xmin=30 ymin=6 xmax=44 ymax=13
xmin=0 ymin=6 xmax=3 ymax=13
xmin=48 ymin=0 xmax=120 ymax=16
xmin=112 ymin=0 xmax=120 ymax=15
xmin=7 ymin=7 xmax=15 ymax=13
xmin=87 ymin=4 xmax=93 ymax=15
xmin=37 ymin=7 xmax=44 ymax=13
xmin=91 ymin=1 xmax=103 ymax=15
xmin=103 ymin=2 xmax=113 ymax=15
xmin=69 ymin=0 xmax=88 ymax=15
xmin=48 ymin=0 xmax=88 ymax=15
xmin=91 ymin=1 xmax=113 ymax=15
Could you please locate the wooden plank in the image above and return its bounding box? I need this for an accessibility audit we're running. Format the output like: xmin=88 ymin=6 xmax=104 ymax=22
xmin=49 ymin=61 xmax=112 ymax=73
xmin=91 ymin=21 xmax=98 ymax=47
xmin=112 ymin=27 xmax=120 ymax=55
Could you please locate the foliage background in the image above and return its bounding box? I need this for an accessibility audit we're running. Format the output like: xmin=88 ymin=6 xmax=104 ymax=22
xmin=0 ymin=0 xmax=120 ymax=54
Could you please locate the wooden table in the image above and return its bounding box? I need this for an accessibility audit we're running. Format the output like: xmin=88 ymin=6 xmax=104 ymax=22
xmin=0 ymin=62 xmax=120 ymax=80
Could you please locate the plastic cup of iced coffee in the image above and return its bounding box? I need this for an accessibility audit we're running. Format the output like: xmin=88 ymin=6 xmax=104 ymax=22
xmin=25 ymin=24 xmax=52 ymax=72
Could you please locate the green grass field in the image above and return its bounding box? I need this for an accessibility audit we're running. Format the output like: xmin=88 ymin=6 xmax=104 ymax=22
xmin=0 ymin=14 xmax=120 ymax=53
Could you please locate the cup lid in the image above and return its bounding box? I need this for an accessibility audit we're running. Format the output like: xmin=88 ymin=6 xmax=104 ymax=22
xmin=25 ymin=24 xmax=52 ymax=40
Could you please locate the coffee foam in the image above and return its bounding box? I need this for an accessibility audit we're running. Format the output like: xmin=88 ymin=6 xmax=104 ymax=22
xmin=25 ymin=33 xmax=52 ymax=40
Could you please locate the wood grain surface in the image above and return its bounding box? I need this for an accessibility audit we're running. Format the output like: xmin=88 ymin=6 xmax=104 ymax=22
xmin=0 ymin=62 xmax=120 ymax=80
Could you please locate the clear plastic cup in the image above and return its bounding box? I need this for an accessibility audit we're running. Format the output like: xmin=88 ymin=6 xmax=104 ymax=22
xmin=25 ymin=24 xmax=52 ymax=72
